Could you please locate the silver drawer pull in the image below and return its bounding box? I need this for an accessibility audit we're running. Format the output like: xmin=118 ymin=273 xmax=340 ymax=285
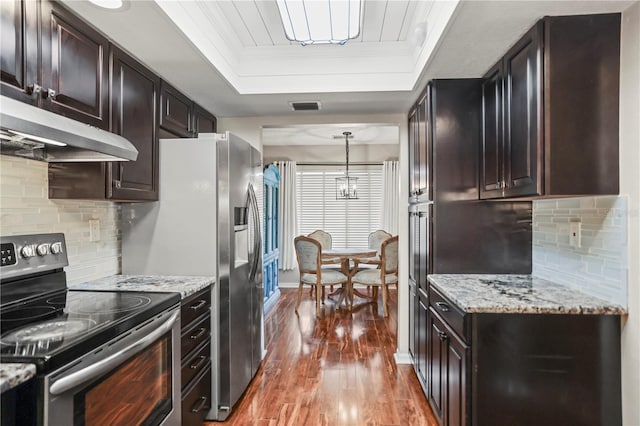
xmin=190 ymin=327 xmax=207 ymax=340
xmin=435 ymin=302 xmax=450 ymax=312
xmin=189 ymin=300 xmax=207 ymax=311
xmin=191 ymin=396 xmax=208 ymax=413
xmin=438 ymin=331 xmax=448 ymax=341
xmin=190 ymin=355 xmax=208 ymax=370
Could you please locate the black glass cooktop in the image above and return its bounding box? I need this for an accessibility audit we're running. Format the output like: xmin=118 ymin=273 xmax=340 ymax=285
xmin=0 ymin=290 xmax=180 ymax=373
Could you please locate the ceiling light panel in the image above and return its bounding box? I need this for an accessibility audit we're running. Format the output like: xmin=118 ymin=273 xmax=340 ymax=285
xmin=277 ymin=0 xmax=362 ymax=45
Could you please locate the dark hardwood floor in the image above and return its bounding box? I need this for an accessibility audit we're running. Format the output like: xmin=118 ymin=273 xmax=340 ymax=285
xmin=206 ymin=288 xmax=438 ymax=425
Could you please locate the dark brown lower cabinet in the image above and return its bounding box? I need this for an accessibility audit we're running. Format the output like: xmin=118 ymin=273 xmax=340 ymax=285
xmin=180 ymin=286 xmax=212 ymax=426
xmin=423 ymin=284 xmax=622 ymax=426
xmin=428 ymin=306 xmax=469 ymax=426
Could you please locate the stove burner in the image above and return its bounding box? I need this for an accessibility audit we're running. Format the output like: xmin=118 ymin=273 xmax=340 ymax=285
xmin=66 ymin=294 xmax=152 ymax=315
xmin=1 ymin=319 xmax=96 ymax=344
xmin=2 ymin=306 xmax=59 ymax=323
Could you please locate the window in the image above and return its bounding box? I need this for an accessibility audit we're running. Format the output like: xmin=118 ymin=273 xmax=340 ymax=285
xmin=296 ymin=165 xmax=382 ymax=248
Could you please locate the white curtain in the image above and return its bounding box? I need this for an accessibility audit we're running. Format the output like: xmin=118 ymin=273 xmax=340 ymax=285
xmin=381 ymin=160 xmax=400 ymax=235
xmin=276 ymin=161 xmax=298 ymax=270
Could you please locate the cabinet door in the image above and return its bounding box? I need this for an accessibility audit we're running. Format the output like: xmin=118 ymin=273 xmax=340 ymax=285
xmin=408 ymin=107 xmax=418 ymax=197
xmin=427 ymin=307 xmax=446 ymax=424
xmin=446 ymin=331 xmax=468 ymax=426
xmin=110 ymin=46 xmax=159 ymax=201
xmin=480 ymin=61 xmax=504 ymax=199
xmin=40 ymin=0 xmax=109 ymax=129
xmin=416 ymin=204 xmax=430 ymax=292
xmin=408 ymin=280 xmax=416 ymax=359
xmin=0 ymin=0 xmax=39 ymax=104
xmin=160 ymin=81 xmax=194 ymax=138
xmin=503 ymin=21 xmax=543 ymax=197
xmin=194 ymin=104 xmax=217 ymax=135
xmin=416 ymin=289 xmax=429 ymax=388
xmin=416 ymin=89 xmax=430 ymax=201
xmin=408 ymin=210 xmax=416 ymax=283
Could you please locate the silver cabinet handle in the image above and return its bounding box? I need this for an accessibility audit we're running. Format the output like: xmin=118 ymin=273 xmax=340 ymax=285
xmin=26 ymin=84 xmax=42 ymax=96
xmin=189 ymin=300 xmax=207 ymax=311
xmin=435 ymin=302 xmax=450 ymax=312
xmin=191 ymin=396 xmax=208 ymax=413
xmin=46 ymin=88 xmax=56 ymax=99
xmin=49 ymin=310 xmax=179 ymax=395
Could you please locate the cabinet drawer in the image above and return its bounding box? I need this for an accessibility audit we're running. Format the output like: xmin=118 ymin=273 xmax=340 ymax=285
xmin=429 ymin=286 xmax=469 ymax=343
xmin=182 ymin=342 xmax=211 ymax=390
xmin=181 ymin=313 xmax=210 ymax=356
xmin=182 ymin=366 xmax=212 ymax=426
xmin=181 ymin=288 xmax=211 ymax=326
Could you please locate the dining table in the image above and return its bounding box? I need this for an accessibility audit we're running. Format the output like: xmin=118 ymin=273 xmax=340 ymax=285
xmin=322 ymin=247 xmax=378 ymax=309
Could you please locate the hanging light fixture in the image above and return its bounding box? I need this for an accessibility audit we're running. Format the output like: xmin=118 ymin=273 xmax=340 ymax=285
xmin=276 ymin=0 xmax=362 ymax=46
xmin=336 ymin=131 xmax=358 ymax=200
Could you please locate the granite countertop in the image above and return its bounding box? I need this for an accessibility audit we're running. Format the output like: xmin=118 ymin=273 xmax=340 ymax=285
xmin=0 ymin=363 xmax=37 ymax=394
xmin=70 ymin=275 xmax=214 ymax=299
xmin=427 ymin=274 xmax=627 ymax=315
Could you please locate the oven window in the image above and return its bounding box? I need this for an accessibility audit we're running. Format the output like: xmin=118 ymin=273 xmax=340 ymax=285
xmin=74 ymin=332 xmax=172 ymax=426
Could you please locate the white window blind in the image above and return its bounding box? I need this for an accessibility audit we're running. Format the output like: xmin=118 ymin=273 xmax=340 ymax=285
xmin=296 ymin=165 xmax=382 ymax=249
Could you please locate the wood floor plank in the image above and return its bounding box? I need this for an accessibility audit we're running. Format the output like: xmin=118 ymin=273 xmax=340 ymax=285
xmin=206 ymin=289 xmax=437 ymax=426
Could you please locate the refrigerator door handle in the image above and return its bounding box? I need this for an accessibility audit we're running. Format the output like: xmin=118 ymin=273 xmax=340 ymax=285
xmin=247 ymin=183 xmax=262 ymax=283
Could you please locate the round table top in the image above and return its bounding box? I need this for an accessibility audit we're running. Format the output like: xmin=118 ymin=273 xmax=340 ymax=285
xmin=322 ymin=248 xmax=377 ymax=258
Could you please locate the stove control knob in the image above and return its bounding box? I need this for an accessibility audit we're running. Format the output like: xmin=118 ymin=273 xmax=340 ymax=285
xmin=50 ymin=242 xmax=63 ymax=255
xmin=21 ymin=245 xmax=36 ymax=258
xmin=36 ymin=244 xmax=50 ymax=256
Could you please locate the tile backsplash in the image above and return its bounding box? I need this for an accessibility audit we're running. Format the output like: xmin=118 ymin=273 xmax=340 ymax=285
xmin=0 ymin=155 xmax=120 ymax=285
xmin=532 ymin=196 xmax=628 ymax=306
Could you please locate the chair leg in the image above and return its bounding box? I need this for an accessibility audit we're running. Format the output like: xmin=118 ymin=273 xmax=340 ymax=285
xmin=315 ymin=285 xmax=321 ymax=317
xmin=322 ymin=286 xmax=325 ymax=303
xmin=295 ymin=282 xmax=304 ymax=313
xmin=382 ymin=285 xmax=388 ymax=317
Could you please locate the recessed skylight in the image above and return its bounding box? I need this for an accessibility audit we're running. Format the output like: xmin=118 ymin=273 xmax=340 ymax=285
xmin=87 ymin=0 xmax=123 ymax=10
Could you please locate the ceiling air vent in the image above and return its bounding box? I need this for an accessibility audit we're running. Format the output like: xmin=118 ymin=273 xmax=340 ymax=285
xmin=289 ymin=101 xmax=321 ymax=111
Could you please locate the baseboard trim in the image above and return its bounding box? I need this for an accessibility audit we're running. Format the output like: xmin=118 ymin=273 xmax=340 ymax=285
xmin=394 ymin=351 xmax=413 ymax=365
xmin=278 ymin=282 xmax=300 ymax=288
xmin=264 ymin=288 xmax=281 ymax=313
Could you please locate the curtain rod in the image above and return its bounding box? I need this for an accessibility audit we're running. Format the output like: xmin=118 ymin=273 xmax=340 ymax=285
xmin=295 ymin=162 xmax=384 ymax=166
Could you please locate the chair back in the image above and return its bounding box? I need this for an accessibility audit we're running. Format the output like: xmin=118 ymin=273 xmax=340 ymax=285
xmin=380 ymin=236 xmax=399 ymax=275
xmin=294 ymin=235 xmax=321 ymax=274
xmin=368 ymin=230 xmax=392 ymax=251
xmin=307 ymin=230 xmax=332 ymax=250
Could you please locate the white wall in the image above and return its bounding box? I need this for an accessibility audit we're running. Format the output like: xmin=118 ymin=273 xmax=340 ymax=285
xmin=619 ymin=2 xmax=640 ymax=424
xmin=0 ymin=155 xmax=121 ymax=285
xmin=263 ymin=144 xmax=399 ymax=164
xmin=218 ymin=113 xmax=410 ymax=356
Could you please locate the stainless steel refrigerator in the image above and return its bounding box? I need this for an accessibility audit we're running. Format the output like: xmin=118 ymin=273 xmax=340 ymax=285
xmin=120 ymin=132 xmax=263 ymax=421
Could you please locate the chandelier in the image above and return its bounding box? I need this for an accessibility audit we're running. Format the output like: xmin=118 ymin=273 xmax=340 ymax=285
xmin=336 ymin=131 xmax=358 ymax=199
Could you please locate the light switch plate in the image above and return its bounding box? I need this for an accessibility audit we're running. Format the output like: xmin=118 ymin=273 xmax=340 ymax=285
xmin=569 ymin=220 xmax=581 ymax=248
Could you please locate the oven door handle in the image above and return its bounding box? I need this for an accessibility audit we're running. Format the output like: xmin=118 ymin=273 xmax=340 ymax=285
xmin=49 ymin=310 xmax=179 ymax=396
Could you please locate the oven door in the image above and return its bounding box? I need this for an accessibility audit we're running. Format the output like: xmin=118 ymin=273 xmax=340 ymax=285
xmin=44 ymin=307 xmax=181 ymax=426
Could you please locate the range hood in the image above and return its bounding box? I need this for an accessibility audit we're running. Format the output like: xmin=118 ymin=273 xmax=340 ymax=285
xmin=0 ymin=95 xmax=138 ymax=162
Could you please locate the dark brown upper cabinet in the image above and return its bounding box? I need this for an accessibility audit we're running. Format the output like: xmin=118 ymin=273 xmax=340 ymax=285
xmin=49 ymin=45 xmax=159 ymax=201
xmin=408 ymin=87 xmax=432 ymax=204
xmin=194 ymin=104 xmax=217 ymax=135
xmin=0 ymin=0 xmax=39 ymax=105
xmin=1 ymin=1 xmax=109 ymax=129
xmin=160 ymin=81 xmax=194 ymax=138
xmin=40 ymin=1 xmax=109 ymax=130
xmin=109 ymin=46 xmax=160 ymax=201
xmin=481 ymin=13 xmax=620 ymax=200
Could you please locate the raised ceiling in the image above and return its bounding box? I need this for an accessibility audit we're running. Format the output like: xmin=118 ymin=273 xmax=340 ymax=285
xmin=61 ymin=0 xmax=633 ymax=118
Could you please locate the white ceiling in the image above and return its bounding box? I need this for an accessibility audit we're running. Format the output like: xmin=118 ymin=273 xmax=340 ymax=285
xmin=61 ymin=0 xmax=633 ymax=123
xmin=262 ymin=123 xmax=399 ymax=145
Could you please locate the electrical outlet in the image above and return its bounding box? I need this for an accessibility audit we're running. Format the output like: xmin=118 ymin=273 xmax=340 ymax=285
xmin=569 ymin=220 xmax=581 ymax=248
xmin=89 ymin=219 xmax=101 ymax=242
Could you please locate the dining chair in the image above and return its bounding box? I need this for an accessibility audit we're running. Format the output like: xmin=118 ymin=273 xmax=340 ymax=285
xmin=351 ymin=235 xmax=398 ymax=317
xmin=359 ymin=229 xmax=392 ymax=266
xmin=294 ymin=235 xmax=348 ymax=317
xmin=307 ymin=229 xmax=342 ymax=296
